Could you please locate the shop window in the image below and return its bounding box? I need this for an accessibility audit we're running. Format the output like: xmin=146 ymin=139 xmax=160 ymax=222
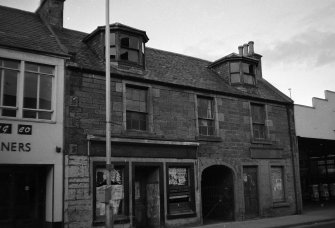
xmin=166 ymin=163 xmax=196 ymax=218
xmin=126 ymin=86 xmax=147 ymax=131
xmin=94 ymin=163 xmax=129 ymax=222
xmin=271 ymin=166 xmax=285 ymax=202
xmin=0 ymin=58 xmax=20 ymax=117
xmin=251 ymin=103 xmax=267 ymax=140
xmin=197 ymin=96 xmax=215 ymax=136
xmin=0 ymin=58 xmax=55 ymax=120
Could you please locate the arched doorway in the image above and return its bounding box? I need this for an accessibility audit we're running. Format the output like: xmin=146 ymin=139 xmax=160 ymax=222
xmin=201 ymin=165 xmax=234 ymax=224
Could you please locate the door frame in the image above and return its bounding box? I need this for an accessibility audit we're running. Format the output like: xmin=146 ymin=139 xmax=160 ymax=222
xmin=242 ymin=165 xmax=260 ymax=219
xmin=132 ymin=162 xmax=164 ymax=227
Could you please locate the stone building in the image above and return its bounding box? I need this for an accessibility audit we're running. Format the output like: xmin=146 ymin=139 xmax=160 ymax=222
xmin=295 ymin=90 xmax=335 ymax=202
xmin=0 ymin=0 xmax=302 ymax=228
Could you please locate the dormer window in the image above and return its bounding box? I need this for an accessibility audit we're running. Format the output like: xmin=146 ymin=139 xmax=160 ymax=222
xmin=108 ymin=31 xmax=145 ymax=67
xmin=229 ymin=61 xmax=256 ymax=85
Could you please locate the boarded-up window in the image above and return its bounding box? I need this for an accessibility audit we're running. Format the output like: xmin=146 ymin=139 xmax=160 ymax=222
xmin=271 ymin=167 xmax=285 ymax=202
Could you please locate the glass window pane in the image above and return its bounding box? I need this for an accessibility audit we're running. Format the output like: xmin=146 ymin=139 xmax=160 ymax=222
xmin=120 ymin=50 xmax=128 ymax=60
xmin=230 ymin=62 xmax=239 ymax=72
xmin=197 ymin=97 xmax=213 ymax=119
xmin=231 ymin=73 xmax=240 ymax=83
xmin=25 ymin=62 xmax=38 ymax=72
xmin=129 ymin=37 xmax=139 ymax=49
xmin=3 ymin=59 xmax=20 ymax=69
xmin=39 ymin=65 xmax=54 ymax=74
xmin=24 ymin=72 xmax=38 ymax=109
xmin=126 ymin=111 xmax=147 ymax=130
xmin=23 ymin=110 xmax=37 ymax=119
xmin=3 ymin=69 xmax=18 ymax=107
xmin=39 ymin=75 xmax=52 ymax=110
xmin=39 ymin=112 xmax=52 ymax=120
xmin=128 ymin=50 xmax=139 ymax=63
xmin=110 ymin=47 xmax=116 ymax=60
xmin=244 ymin=74 xmax=255 ymax=85
xmin=121 ymin=37 xmax=129 ymax=47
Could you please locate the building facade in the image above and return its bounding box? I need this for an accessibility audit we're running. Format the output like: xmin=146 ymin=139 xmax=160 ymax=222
xmin=0 ymin=2 xmax=67 ymax=227
xmin=295 ymin=90 xmax=335 ymax=202
xmin=1 ymin=1 xmax=302 ymax=228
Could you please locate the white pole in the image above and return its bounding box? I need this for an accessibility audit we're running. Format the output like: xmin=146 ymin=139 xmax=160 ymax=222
xmin=105 ymin=0 xmax=113 ymax=227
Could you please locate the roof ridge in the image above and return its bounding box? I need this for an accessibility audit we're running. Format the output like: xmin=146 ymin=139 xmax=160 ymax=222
xmin=146 ymin=46 xmax=212 ymax=64
xmin=0 ymin=5 xmax=36 ymax=15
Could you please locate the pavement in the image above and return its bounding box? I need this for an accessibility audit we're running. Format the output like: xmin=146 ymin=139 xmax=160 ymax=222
xmin=191 ymin=201 xmax=335 ymax=228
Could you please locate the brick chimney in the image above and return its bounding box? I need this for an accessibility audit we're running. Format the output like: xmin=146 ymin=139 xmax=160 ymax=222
xmin=36 ymin=0 xmax=65 ymax=28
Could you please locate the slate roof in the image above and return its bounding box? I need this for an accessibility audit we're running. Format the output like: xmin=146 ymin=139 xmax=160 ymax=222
xmin=0 ymin=5 xmax=66 ymax=56
xmin=0 ymin=5 xmax=291 ymax=104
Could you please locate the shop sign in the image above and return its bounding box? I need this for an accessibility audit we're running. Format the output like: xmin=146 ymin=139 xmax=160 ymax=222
xmin=0 ymin=141 xmax=31 ymax=152
xmin=0 ymin=123 xmax=12 ymax=134
xmin=18 ymin=124 xmax=32 ymax=135
xmin=169 ymin=168 xmax=187 ymax=186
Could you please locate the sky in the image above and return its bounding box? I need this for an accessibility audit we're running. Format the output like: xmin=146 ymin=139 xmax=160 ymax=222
xmin=1 ymin=0 xmax=335 ymax=106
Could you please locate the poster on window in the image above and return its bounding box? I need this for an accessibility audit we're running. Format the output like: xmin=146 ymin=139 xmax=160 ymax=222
xmin=96 ymin=168 xmax=124 ymax=217
xmin=271 ymin=168 xmax=284 ymax=202
xmin=169 ymin=168 xmax=187 ymax=186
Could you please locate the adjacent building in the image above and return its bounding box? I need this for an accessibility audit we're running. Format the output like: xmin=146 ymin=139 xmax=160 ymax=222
xmin=295 ymin=90 xmax=335 ymax=202
xmin=0 ymin=2 xmax=67 ymax=228
xmin=0 ymin=0 xmax=302 ymax=228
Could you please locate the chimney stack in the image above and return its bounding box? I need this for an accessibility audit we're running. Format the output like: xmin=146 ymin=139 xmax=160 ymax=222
xmin=243 ymin=43 xmax=248 ymax=56
xmin=238 ymin=46 xmax=243 ymax=56
xmin=36 ymin=0 xmax=65 ymax=28
xmin=248 ymin=41 xmax=254 ymax=55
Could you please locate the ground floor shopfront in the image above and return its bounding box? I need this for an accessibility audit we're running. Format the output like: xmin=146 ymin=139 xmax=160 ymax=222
xmin=64 ymin=136 xmax=300 ymax=228
xmin=298 ymin=137 xmax=335 ymax=203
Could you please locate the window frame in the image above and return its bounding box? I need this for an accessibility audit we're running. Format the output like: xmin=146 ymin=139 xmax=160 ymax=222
xmin=92 ymin=161 xmax=130 ymax=224
xmin=250 ymin=103 xmax=268 ymax=141
xmin=197 ymin=96 xmax=216 ymax=137
xmin=125 ymin=85 xmax=148 ymax=131
xmin=270 ymin=166 xmax=286 ymax=204
xmin=229 ymin=61 xmax=256 ymax=86
xmin=166 ymin=162 xmax=196 ymax=219
xmin=0 ymin=57 xmax=56 ymax=122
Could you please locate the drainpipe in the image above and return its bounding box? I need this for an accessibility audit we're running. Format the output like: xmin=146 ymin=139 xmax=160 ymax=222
xmin=287 ymin=104 xmax=302 ymax=214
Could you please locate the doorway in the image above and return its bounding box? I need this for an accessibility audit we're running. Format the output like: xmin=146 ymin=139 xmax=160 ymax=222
xmin=243 ymin=166 xmax=259 ymax=219
xmin=0 ymin=166 xmax=46 ymax=228
xmin=133 ymin=165 xmax=163 ymax=228
xmin=201 ymin=165 xmax=234 ymax=223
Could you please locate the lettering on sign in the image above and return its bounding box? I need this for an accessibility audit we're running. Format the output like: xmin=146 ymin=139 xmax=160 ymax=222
xmin=0 ymin=123 xmax=12 ymax=134
xmin=18 ymin=125 xmax=32 ymax=135
xmin=0 ymin=142 xmax=31 ymax=152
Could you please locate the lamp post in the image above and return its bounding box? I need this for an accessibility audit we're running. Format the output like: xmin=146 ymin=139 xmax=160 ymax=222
xmin=105 ymin=0 xmax=113 ymax=227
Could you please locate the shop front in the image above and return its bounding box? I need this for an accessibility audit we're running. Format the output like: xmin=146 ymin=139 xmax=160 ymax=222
xmin=87 ymin=136 xmax=199 ymax=228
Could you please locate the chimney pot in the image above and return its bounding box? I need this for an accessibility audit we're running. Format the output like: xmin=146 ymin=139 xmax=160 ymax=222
xmin=238 ymin=46 xmax=243 ymax=56
xmin=248 ymin=41 xmax=254 ymax=55
xmin=243 ymin=43 xmax=248 ymax=56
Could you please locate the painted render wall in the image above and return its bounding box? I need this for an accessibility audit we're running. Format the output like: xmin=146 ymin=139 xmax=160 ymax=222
xmin=295 ymin=90 xmax=335 ymax=140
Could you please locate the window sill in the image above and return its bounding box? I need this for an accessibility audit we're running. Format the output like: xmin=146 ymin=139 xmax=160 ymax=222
xmin=196 ymin=135 xmax=222 ymax=142
xmin=272 ymin=202 xmax=290 ymax=208
xmin=93 ymin=216 xmax=130 ymax=226
xmin=0 ymin=116 xmax=56 ymax=124
xmin=251 ymin=139 xmax=272 ymax=145
xmin=167 ymin=212 xmax=197 ymax=220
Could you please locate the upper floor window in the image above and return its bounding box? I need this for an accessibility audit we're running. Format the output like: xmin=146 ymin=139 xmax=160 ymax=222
xmin=126 ymin=86 xmax=147 ymax=131
xmin=251 ymin=103 xmax=266 ymax=140
xmin=230 ymin=61 xmax=256 ymax=85
xmin=197 ymin=96 xmax=215 ymax=136
xmin=0 ymin=58 xmax=54 ymax=120
xmin=109 ymin=33 xmax=144 ymax=66
xmin=0 ymin=58 xmax=20 ymax=117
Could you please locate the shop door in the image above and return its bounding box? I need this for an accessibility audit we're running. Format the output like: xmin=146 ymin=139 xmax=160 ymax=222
xmin=243 ymin=166 xmax=259 ymax=219
xmin=0 ymin=166 xmax=45 ymax=228
xmin=134 ymin=166 xmax=160 ymax=228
